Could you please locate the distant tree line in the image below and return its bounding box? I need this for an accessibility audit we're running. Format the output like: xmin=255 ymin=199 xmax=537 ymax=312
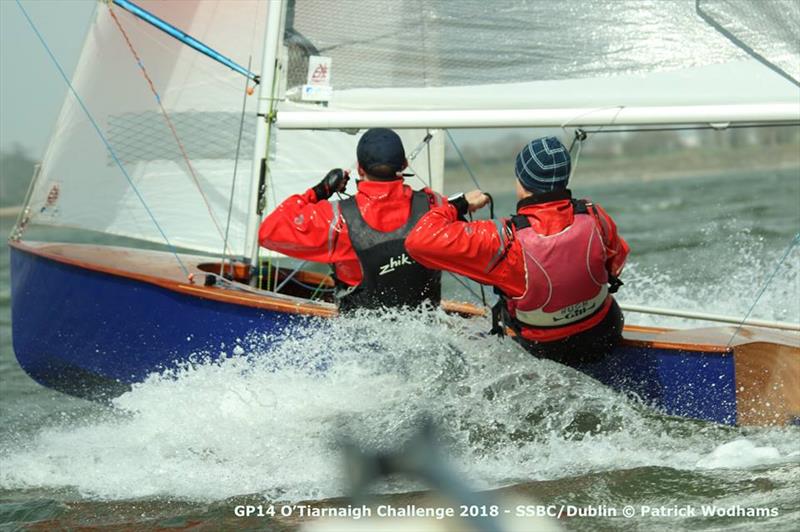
xmin=0 ymin=145 xmax=36 ymax=208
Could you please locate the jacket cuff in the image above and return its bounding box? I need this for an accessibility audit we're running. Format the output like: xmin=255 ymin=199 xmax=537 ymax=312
xmin=308 ymin=187 xmax=323 ymax=203
xmin=448 ymin=194 xmax=469 ymax=218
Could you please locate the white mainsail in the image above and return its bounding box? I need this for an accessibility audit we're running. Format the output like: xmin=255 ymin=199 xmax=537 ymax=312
xmin=27 ymin=0 xmax=266 ymax=256
xmin=276 ymin=0 xmax=800 ymax=128
xmin=22 ymin=0 xmax=799 ymax=263
xmin=24 ymin=0 xmax=443 ymax=259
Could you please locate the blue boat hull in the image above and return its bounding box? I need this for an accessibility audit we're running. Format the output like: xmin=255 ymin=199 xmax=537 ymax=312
xmin=11 ymin=242 xmax=794 ymax=426
xmin=10 ymin=245 xmax=308 ymax=400
xmin=575 ymin=345 xmax=737 ymax=425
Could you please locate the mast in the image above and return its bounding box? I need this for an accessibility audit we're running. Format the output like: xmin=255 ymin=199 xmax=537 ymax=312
xmin=244 ymin=0 xmax=285 ymax=264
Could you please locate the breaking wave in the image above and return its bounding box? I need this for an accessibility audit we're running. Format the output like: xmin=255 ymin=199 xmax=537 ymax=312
xmin=1 ymin=304 xmax=798 ymax=502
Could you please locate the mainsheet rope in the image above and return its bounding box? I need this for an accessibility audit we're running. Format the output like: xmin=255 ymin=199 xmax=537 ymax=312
xmin=444 ymin=129 xmax=493 ymax=306
xmin=16 ymin=0 xmax=190 ymax=278
xmin=107 ymin=3 xmax=233 ymax=257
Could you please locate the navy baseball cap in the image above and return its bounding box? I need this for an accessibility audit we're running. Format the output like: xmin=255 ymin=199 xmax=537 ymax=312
xmin=515 ymin=136 xmax=571 ymax=193
xmin=357 ymin=128 xmax=406 ymax=180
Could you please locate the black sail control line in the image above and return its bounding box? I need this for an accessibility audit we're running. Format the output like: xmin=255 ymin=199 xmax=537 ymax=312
xmin=256 ymin=157 xmax=267 ymax=215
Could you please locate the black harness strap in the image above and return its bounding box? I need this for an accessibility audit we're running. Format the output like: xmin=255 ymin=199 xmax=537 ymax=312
xmin=335 ymin=190 xmax=442 ymax=311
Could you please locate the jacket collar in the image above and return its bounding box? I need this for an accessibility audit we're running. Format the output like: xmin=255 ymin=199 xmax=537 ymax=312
xmin=516 ymin=189 xmax=572 ymax=211
xmin=356 ymin=178 xmax=406 ymax=198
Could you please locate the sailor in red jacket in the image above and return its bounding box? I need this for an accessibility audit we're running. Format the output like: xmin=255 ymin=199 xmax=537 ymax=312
xmin=406 ymin=136 xmax=630 ymax=364
xmin=259 ymin=128 xmax=443 ymax=311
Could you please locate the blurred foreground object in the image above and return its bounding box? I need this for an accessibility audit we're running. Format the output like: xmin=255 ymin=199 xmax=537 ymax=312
xmin=300 ymin=420 xmax=560 ymax=532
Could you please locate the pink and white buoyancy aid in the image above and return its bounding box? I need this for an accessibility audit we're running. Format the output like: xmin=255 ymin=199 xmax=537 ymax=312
xmin=506 ymin=208 xmax=609 ymax=328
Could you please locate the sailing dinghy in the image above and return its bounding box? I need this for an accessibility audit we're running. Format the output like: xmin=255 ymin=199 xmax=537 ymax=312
xmin=9 ymin=0 xmax=800 ymax=426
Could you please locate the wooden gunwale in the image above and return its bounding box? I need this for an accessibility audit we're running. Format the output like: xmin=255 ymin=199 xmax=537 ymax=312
xmin=10 ymin=240 xmax=797 ymax=355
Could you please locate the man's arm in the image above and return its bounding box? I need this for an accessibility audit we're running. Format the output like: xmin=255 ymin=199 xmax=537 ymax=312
xmin=590 ymin=203 xmax=630 ymax=277
xmin=258 ymin=170 xmax=352 ymax=263
xmin=406 ymin=191 xmax=523 ymax=295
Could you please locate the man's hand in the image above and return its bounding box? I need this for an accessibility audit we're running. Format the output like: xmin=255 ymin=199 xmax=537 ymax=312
xmin=465 ymin=190 xmax=491 ymax=212
xmin=313 ymin=168 xmax=350 ymax=200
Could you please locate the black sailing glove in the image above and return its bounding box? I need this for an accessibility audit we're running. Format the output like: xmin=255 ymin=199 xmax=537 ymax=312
xmin=447 ymin=192 xmax=470 ymax=220
xmin=312 ymin=168 xmax=350 ymax=200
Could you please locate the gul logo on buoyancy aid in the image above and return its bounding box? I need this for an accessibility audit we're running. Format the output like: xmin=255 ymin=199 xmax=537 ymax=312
xmin=507 ymin=201 xmax=609 ymax=328
xmin=335 ymin=190 xmax=442 ymax=311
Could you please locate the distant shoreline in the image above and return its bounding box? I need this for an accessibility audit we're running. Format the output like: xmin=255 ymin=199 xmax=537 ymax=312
xmin=444 ymin=162 xmax=800 ymax=193
xmin=584 ymin=160 xmax=800 ymax=185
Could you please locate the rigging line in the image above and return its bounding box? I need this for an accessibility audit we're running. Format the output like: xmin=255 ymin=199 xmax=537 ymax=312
xmin=560 ymin=105 xmax=625 ymax=132
xmin=206 ymin=271 xmax=334 ymax=296
xmin=108 ymin=4 xmax=233 ymax=257
xmin=294 ymin=277 xmax=335 ymax=294
xmin=445 ymin=129 xmax=483 ymax=190
xmin=567 ymin=129 xmax=586 ymax=184
xmin=15 ymin=0 xmax=190 ymax=278
xmin=446 ymin=129 xmax=491 ymax=305
xmin=258 ymin=55 xmax=283 ymax=290
xmin=403 ymin=132 xmax=435 ymax=189
xmin=426 ymin=128 xmax=433 ymax=189
xmin=275 ymin=260 xmax=308 ymax=293
xmin=696 ymin=0 xmax=800 ymax=89
xmin=220 ymin=57 xmax=253 ymax=278
xmin=726 ymin=232 xmax=800 ymax=348
xmin=309 ymin=278 xmax=334 ymax=300
xmin=448 ymin=271 xmax=487 ymax=305
xmin=570 ymin=140 xmax=583 ymax=183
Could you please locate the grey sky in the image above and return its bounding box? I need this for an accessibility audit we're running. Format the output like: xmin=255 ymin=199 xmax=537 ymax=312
xmin=1 ymin=0 xmax=96 ymax=157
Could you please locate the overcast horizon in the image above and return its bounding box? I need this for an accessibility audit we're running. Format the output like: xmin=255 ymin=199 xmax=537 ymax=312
xmin=1 ymin=1 xmax=96 ymax=157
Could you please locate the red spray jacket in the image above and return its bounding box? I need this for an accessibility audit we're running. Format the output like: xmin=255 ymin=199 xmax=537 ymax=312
xmin=259 ymin=179 xmax=440 ymax=286
xmin=405 ymin=194 xmax=629 ymax=341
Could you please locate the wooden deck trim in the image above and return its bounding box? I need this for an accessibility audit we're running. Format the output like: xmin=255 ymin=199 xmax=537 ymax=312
xmin=11 ymin=240 xmax=789 ymax=356
xmin=10 ymin=240 xmax=490 ymax=321
xmin=621 ymin=336 xmax=732 ymax=353
xmin=9 ymin=240 xmax=337 ymax=318
xmin=734 ymin=341 xmax=800 ymax=426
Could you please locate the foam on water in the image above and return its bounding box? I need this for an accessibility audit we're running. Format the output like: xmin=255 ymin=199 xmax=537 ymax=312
xmin=696 ymin=439 xmax=786 ymax=470
xmin=619 ymin=225 xmax=800 ymax=328
xmin=1 ymin=224 xmax=798 ymax=503
xmin=1 ymin=301 xmax=798 ymax=502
